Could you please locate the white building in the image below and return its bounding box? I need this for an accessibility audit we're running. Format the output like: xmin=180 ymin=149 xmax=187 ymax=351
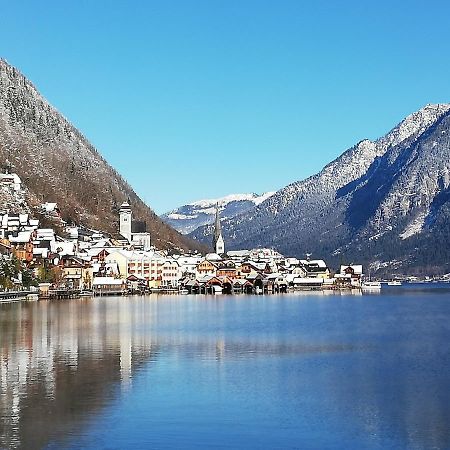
xmin=161 ymin=259 xmax=181 ymax=287
xmin=119 ymin=202 xmax=151 ymax=251
xmin=0 ymin=172 xmax=22 ymax=192
xmin=174 ymin=255 xmax=203 ymax=276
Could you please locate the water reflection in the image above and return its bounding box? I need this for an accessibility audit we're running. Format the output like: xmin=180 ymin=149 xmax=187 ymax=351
xmin=0 ymin=299 xmax=158 ymax=449
xmin=0 ymin=294 xmax=449 ymax=449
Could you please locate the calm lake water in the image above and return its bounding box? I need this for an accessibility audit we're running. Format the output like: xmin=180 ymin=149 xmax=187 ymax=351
xmin=1 ymin=285 xmax=450 ymax=449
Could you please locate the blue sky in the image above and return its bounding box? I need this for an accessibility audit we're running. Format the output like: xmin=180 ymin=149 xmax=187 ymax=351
xmin=1 ymin=1 xmax=450 ymax=213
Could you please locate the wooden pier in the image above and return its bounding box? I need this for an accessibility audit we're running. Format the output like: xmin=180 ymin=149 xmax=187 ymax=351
xmin=0 ymin=290 xmax=36 ymax=303
xmin=43 ymin=289 xmax=81 ymax=300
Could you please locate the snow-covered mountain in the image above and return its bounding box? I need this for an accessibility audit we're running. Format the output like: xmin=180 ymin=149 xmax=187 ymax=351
xmin=161 ymin=192 xmax=275 ymax=234
xmin=0 ymin=59 xmax=201 ymax=251
xmin=189 ymin=104 xmax=450 ymax=275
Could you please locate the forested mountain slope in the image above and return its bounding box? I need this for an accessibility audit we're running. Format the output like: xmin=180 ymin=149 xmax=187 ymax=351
xmin=0 ymin=59 xmax=200 ymax=251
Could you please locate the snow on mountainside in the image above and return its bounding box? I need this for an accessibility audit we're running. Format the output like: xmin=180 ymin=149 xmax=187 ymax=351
xmin=189 ymin=104 xmax=450 ymax=274
xmin=161 ymin=192 xmax=275 ymax=234
xmin=0 ymin=59 xmax=201 ymax=251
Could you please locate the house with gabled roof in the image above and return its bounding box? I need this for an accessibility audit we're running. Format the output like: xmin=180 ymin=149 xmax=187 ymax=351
xmin=196 ymin=258 xmax=219 ymax=277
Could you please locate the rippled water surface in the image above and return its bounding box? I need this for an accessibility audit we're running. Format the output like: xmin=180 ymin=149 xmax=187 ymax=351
xmin=1 ymin=287 xmax=450 ymax=449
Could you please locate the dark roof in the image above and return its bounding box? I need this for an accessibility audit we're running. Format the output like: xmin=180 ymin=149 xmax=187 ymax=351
xmin=306 ymin=266 xmax=329 ymax=273
xmin=132 ymin=220 xmax=147 ymax=233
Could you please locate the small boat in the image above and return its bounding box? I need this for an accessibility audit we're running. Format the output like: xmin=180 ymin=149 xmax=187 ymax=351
xmin=361 ymin=281 xmax=382 ymax=291
xmin=387 ymin=280 xmax=402 ymax=286
xmin=179 ymin=289 xmax=189 ymax=295
xmin=79 ymin=290 xmax=94 ymax=297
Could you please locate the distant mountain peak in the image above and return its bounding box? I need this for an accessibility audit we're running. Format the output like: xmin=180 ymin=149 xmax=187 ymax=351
xmin=190 ymin=192 xmax=275 ymax=208
xmin=161 ymin=192 xmax=275 ymax=235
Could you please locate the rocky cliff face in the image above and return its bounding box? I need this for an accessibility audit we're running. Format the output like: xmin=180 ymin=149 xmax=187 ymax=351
xmin=190 ymin=104 xmax=450 ymax=274
xmin=0 ymin=59 xmax=200 ymax=251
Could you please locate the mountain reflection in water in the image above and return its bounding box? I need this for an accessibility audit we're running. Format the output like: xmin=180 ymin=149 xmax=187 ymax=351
xmin=1 ymin=293 xmax=450 ymax=449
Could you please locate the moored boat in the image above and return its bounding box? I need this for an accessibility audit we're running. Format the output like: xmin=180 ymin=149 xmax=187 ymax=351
xmin=79 ymin=290 xmax=94 ymax=297
xmin=387 ymin=280 xmax=402 ymax=286
xmin=362 ymin=281 xmax=382 ymax=291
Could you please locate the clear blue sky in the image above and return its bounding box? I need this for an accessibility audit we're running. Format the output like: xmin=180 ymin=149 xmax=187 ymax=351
xmin=1 ymin=1 xmax=449 ymax=213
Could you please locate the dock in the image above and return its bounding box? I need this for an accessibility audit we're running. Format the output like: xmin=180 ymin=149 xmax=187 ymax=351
xmin=0 ymin=290 xmax=36 ymax=303
xmin=45 ymin=289 xmax=81 ymax=300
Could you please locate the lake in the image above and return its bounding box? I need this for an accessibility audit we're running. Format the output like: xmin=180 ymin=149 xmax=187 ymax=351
xmin=1 ymin=285 xmax=450 ymax=449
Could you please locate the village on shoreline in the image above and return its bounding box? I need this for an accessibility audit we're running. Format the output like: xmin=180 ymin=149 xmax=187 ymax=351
xmin=0 ymin=171 xmax=432 ymax=301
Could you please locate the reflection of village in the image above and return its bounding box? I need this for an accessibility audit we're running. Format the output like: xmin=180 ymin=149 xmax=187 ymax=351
xmin=0 ymin=300 xmax=144 ymax=448
xmin=0 ymin=172 xmax=363 ymax=298
xmin=0 ymin=298 xmax=349 ymax=449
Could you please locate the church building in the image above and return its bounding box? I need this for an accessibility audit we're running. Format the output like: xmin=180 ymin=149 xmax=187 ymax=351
xmin=119 ymin=201 xmax=151 ymax=250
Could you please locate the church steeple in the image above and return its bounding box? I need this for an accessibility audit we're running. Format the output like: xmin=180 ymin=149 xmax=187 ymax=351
xmin=213 ymin=203 xmax=225 ymax=254
xmin=119 ymin=201 xmax=132 ymax=242
xmin=214 ymin=203 xmax=221 ymax=241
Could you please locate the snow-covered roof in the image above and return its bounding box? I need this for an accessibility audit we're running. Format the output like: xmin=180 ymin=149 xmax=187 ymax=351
xmin=176 ymin=256 xmax=203 ymax=265
xmin=284 ymin=257 xmax=300 ymax=267
xmin=9 ymin=231 xmax=32 ymax=243
xmin=293 ymin=277 xmax=324 ymax=284
xmin=93 ymin=277 xmax=124 ymax=286
xmin=205 ymin=253 xmax=222 ymax=261
xmin=163 ymin=258 xmax=179 ymax=266
xmin=41 ymin=202 xmax=58 ymax=213
xmin=300 ymin=259 xmax=328 ymax=268
xmin=266 ymin=273 xmax=280 ymax=280
xmin=19 ymin=214 xmax=28 ymax=225
xmin=197 ymin=275 xmax=215 ymax=283
xmin=340 ymin=265 xmax=363 ymax=275
xmin=36 ymin=229 xmax=55 ymax=240
xmin=65 ymin=226 xmax=79 ymax=238
xmin=227 ymin=250 xmax=250 ymax=257
xmin=0 ymin=173 xmax=21 ymax=184
xmin=91 ymin=238 xmax=112 ymax=248
xmin=33 ymin=248 xmax=48 ymax=258
xmin=244 ymin=261 xmax=266 ymax=270
xmin=233 ymin=278 xmax=252 ymax=286
xmin=52 ymin=241 xmax=75 ymax=255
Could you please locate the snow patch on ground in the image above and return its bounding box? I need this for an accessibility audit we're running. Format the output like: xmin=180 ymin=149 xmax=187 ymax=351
xmin=253 ymin=191 xmax=276 ymax=205
xmin=399 ymin=212 xmax=427 ymax=239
